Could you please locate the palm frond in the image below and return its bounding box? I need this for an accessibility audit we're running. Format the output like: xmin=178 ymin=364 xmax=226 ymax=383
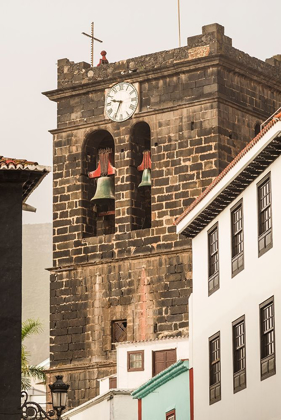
xmin=21 ymin=319 xmax=43 ymax=340
xmin=21 ymin=376 xmax=31 ymax=391
xmin=21 ymin=318 xmax=45 ymax=390
xmin=24 ymin=365 xmax=46 ymax=381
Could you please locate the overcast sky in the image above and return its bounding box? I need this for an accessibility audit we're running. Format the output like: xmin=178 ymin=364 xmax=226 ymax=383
xmin=0 ymin=0 xmax=280 ymax=224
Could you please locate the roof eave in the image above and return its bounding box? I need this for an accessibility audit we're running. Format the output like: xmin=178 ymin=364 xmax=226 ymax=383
xmin=132 ymin=360 xmax=189 ymax=399
xmin=176 ymin=122 xmax=281 ymax=236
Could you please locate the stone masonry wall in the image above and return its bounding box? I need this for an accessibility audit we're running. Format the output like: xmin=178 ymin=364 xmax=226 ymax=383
xmin=45 ymin=23 xmax=281 ymax=408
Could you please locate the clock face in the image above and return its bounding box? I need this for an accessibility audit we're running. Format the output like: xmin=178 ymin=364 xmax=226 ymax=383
xmin=105 ymin=82 xmax=139 ymax=122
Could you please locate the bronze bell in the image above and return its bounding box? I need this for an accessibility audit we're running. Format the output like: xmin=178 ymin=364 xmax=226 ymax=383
xmin=91 ymin=176 xmax=115 ymax=202
xmin=138 ymin=168 xmax=151 ymax=188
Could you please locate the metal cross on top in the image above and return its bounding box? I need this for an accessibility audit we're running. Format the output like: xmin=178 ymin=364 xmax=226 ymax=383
xmin=82 ymin=22 xmax=103 ymax=67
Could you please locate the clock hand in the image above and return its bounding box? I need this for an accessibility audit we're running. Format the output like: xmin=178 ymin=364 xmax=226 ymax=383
xmin=114 ymin=101 xmax=122 ymax=118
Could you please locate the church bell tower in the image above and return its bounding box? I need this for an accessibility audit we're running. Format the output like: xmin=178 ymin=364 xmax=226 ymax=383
xmin=43 ymin=23 xmax=281 ymax=408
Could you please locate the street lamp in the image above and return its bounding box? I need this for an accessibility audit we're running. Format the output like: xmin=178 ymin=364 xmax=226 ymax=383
xmin=21 ymin=375 xmax=69 ymax=419
xmin=49 ymin=375 xmax=70 ymax=418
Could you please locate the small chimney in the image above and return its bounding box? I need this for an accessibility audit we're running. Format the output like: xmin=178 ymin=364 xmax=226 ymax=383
xmin=97 ymin=50 xmax=109 ymax=67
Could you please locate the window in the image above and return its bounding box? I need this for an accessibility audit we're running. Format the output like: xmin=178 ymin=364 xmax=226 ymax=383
xmin=232 ymin=316 xmax=246 ymax=393
xmin=209 ymin=332 xmax=221 ymax=404
xmin=208 ymin=224 xmax=219 ymax=295
xmin=111 ymin=320 xmax=127 ymax=347
xmin=127 ymin=350 xmax=144 ymax=372
xmin=166 ymin=409 xmax=176 ymax=420
xmin=255 ymin=123 xmax=261 ymax=136
xmin=152 ymin=349 xmax=177 ymax=376
xmin=260 ymin=297 xmax=276 ymax=380
xmin=257 ymin=174 xmax=272 ymax=256
xmin=231 ymin=201 xmax=244 ymax=277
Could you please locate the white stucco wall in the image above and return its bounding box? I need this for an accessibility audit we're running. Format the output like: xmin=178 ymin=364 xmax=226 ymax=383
xmin=191 ymin=157 xmax=281 ymax=420
xmin=117 ymin=337 xmax=189 ymax=389
xmin=98 ymin=376 xmax=116 ymax=395
xmin=62 ymin=392 xmax=137 ymax=420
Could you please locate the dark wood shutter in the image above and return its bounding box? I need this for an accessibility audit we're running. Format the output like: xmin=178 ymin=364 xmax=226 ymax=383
xmin=112 ymin=320 xmax=127 ymax=343
xmin=109 ymin=376 xmax=117 ymax=388
xmin=153 ymin=349 xmax=177 ymax=376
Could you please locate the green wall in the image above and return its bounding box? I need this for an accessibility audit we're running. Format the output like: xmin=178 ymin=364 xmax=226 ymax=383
xmin=142 ymin=366 xmax=190 ymax=420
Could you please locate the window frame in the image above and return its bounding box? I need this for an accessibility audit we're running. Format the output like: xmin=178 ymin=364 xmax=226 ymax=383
xmin=232 ymin=315 xmax=246 ymax=393
xmin=257 ymin=173 xmax=273 ymax=257
xmin=260 ymin=296 xmax=276 ymax=381
xmin=111 ymin=319 xmax=127 ymax=348
xmin=209 ymin=331 xmax=221 ymax=405
xmin=166 ymin=409 xmax=176 ymax=420
xmin=230 ymin=199 xmax=244 ymax=278
xmin=127 ymin=350 xmax=144 ymax=372
xmin=208 ymin=223 xmax=220 ymax=296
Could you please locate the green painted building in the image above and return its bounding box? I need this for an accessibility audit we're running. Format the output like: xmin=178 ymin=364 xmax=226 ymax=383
xmin=132 ymin=360 xmax=191 ymax=420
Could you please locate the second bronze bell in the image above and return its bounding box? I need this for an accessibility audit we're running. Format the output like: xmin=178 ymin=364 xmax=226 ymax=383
xmin=138 ymin=168 xmax=151 ymax=188
xmin=91 ymin=176 xmax=115 ymax=202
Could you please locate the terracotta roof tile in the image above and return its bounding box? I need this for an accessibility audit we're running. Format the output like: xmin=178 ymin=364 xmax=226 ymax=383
xmin=115 ymin=335 xmax=189 ymax=346
xmin=0 ymin=156 xmax=51 ymax=205
xmin=0 ymin=156 xmax=39 ymax=170
xmin=175 ymin=112 xmax=281 ymax=226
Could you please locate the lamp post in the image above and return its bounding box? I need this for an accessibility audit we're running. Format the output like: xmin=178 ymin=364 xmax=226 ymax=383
xmin=21 ymin=375 xmax=69 ymax=420
xmin=49 ymin=375 xmax=70 ymax=419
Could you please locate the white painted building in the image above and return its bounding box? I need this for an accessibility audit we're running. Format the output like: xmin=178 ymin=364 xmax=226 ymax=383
xmin=26 ymin=358 xmax=50 ymax=409
xmin=62 ymin=336 xmax=189 ymax=419
xmin=176 ymin=111 xmax=281 ymax=420
xmin=62 ymin=390 xmax=137 ymax=420
xmin=116 ymin=336 xmax=189 ymax=390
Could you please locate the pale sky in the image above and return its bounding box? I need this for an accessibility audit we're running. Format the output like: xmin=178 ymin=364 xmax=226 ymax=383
xmin=0 ymin=0 xmax=280 ymax=224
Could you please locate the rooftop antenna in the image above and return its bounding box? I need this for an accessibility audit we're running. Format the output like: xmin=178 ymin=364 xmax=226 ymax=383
xmin=82 ymin=22 xmax=103 ymax=67
xmin=178 ymin=0 xmax=181 ymax=47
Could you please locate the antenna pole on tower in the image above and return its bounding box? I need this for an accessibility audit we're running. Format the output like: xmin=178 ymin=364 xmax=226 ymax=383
xmin=178 ymin=0 xmax=181 ymax=47
xmin=91 ymin=22 xmax=94 ymax=67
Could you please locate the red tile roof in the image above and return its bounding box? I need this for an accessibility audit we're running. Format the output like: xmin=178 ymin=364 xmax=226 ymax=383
xmin=175 ymin=111 xmax=281 ymax=226
xmin=0 ymin=156 xmax=39 ymax=170
xmin=0 ymin=156 xmax=51 ymax=205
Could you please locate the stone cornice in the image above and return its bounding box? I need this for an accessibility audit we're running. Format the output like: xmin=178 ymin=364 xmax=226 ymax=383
xmin=48 ymin=94 xmax=269 ymax=135
xmin=46 ymin=246 xmax=191 ymax=273
xmin=46 ymin=360 xmax=116 ymax=374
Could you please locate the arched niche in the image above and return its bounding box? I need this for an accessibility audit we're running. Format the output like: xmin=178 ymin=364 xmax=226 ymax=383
xmin=130 ymin=122 xmax=151 ymax=231
xmin=82 ymin=129 xmax=115 ymax=237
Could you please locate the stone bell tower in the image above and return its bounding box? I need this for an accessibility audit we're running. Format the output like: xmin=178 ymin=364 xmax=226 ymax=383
xmin=43 ymin=23 xmax=281 ymax=408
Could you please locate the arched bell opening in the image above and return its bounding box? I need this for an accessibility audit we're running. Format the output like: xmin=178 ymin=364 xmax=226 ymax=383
xmin=82 ymin=130 xmax=115 ymax=237
xmin=130 ymin=122 xmax=151 ymax=231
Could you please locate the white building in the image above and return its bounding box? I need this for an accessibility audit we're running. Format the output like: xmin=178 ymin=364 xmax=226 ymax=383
xmin=176 ymin=110 xmax=281 ymax=420
xmin=26 ymin=359 xmax=50 ymax=409
xmin=116 ymin=336 xmax=189 ymax=390
xmin=62 ymin=336 xmax=189 ymax=419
